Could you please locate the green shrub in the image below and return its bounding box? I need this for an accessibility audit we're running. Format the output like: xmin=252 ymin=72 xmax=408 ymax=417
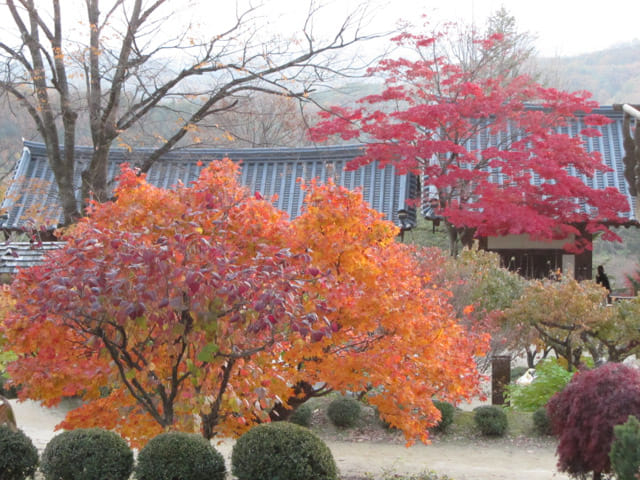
xmin=532 ymin=407 xmax=552 ymax=435
xmin=289 ymin=403 xmax=313 ymax=427
xmin=0 ymin=426 xmax=38 ymax=480
xmin=610 ymin=415 xmax=640 ymax=480
xmin=327 ymin=396 xmax=361 ymax=428
xmin=41 ymin=428 xmax=133 ymax=480
xmin=473 ymin=405 xmax=508 ymax=436
xmin=232 ymin=422 xmax=337 ymax=480
xmin=506 ymin=359 xmax=573 ymax=412
xmin=135 ymin=431 xmax=225 ymax=480
xmin=431 ymin=400 xmax=455 ymax=433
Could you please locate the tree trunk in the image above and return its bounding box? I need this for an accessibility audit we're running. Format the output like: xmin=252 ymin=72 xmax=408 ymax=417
xmin=447 ymin=223 xmax=459 ymax=257
xmin=269 ymin=381 xmax=322 ymax=422
xmin=45 ymin=141 xmax=81 ymax=226
xmin=446 ymin=223 xmax=477 ymax=257
xmin=81 ymin=146 xmax=110 ymax=208
xmin=200 ymin=411 xmax=218 ymax=440
xmin=526 ymin=348 xmax=536 ymax=369
xmin=460 ymin=227 xmax=476 ymax=249
xmin=200 ymin=359 xmax=236 ymax=440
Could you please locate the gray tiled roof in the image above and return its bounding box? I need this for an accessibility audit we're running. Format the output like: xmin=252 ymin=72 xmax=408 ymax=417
xmin=420 ymin=106 xmax=636 ymax=221
xmin=0 ymin=241 xmax=64 ymax=276
xmin=2 ymin=142 xmax=418 ymax=232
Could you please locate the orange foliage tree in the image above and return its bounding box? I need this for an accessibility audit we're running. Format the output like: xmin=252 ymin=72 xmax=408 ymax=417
xmin=3 ymin=160 xmax=486 ymax=446
xmin=281 ymin=181 xmax=488 ymax=442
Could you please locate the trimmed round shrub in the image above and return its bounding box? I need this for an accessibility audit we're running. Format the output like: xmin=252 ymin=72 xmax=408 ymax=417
xmin=610 ymin=415 xmax=640 ymax=480
xmin=547 ymin=363 xmax=640 ymax=479
xmin=135 ymin=431 xmax=225 ymax=480
xmin=432 ymin=400 xmax=455 ymax=433
xmin=232 ymin=422 xmax=337 ymax=480
xmin=327 ymin=396 xmax=361 ymax=428
xmin=289 ymin=403 xmax=313 ymax=427
xmin=41 ymin=428 xmax=133 ymax=480
xmin=473 ymin=405 xmax=508 ymax=436
xmin=532 ymin=407 xmax=552 ymax=436
xmin=0 ymin=426 xmax=38 ymax=480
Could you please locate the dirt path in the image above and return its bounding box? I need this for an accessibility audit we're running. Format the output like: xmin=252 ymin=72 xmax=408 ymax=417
xmin=201 ymin=437 xmax=571 ymax=480
xmin=323 ymin=440 xmax=570 ymax=480
xmin=11 ymin=399 xmax=571 ymax=480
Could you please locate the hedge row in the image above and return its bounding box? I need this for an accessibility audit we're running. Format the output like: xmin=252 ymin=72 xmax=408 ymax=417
xmin=0 ymin=422 xmax=336 ymax=480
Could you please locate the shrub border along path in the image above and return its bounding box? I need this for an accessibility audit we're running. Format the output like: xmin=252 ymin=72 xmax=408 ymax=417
xmin=12 ymin=399 xmax=569 ymax=480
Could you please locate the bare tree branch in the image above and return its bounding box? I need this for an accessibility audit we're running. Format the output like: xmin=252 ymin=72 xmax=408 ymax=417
xmin=0 ymin=0 xmax=382 ymax=225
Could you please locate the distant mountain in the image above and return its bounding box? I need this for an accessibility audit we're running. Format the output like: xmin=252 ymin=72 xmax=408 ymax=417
xmin=537 ymin=41 xmax=640 ymax=105
xmin=527 ymin=43 xmax=640 ymax=285
xmin=311 ymin=43 xmax=640 ymax=108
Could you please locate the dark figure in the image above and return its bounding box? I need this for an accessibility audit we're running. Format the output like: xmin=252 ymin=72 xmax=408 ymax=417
xmin=596 ymin=265 xmax=611 ymax=302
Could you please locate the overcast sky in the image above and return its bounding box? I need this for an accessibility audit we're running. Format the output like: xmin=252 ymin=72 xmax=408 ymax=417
xmin=419 ymin=0 xmax=640 ymax=57
xmin=7 ymin=1 xmax=636 ymax=59
xmin=193 ymin=0 xmax=640 ymax=58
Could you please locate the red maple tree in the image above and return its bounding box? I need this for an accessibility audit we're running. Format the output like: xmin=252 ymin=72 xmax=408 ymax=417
xmin=310 ymin=28 xmax=629 ymax=255
xmin=547 ymin=363 xmax=640 ymax=480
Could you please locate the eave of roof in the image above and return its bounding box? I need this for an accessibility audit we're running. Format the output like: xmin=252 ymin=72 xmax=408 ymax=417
xmin=420 ymin=105 xmax=636 ymax=222
xmin=1 ymin=141 xmax=418 ymax=232
xmin=0 ymin=241 xmax=64 ymax=276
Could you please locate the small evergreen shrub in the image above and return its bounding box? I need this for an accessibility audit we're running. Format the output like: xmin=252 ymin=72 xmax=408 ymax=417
xmin=473 ymin=405 xmax=508 ymax=436
xmin=610 ymin=415 xmax=640 ymax=480
xmin=0 ymin=426 xmax=38 ymax=480
xmin=327 ymin=396 xmax=361 ymax=428
xmin=532 ymin=407 xmax=552 ymax=436
xmin=432 ymin=400 xmax=455 ymax=433
xmin=41 ymin=428 xmax=133 ymax=480
xmin=232 ymin=422 xmax=337 ymax=480
xmin=135 ymin=431 xmax=225 ymax=480
xmin=289 ymin=403 xmax=313 ymax=427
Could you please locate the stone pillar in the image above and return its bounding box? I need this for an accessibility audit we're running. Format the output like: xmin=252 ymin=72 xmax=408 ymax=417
xmin=491 ymin=355 xmax=511 ymax=406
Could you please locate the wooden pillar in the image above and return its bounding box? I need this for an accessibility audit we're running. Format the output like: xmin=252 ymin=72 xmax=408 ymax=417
xmin=575 ymin=229 xmax=593 ymax=281
xmin=491 ymin=355 xmax=511 ymax=406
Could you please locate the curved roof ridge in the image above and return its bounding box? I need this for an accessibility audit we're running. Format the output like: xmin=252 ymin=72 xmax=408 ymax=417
xmin=22 ymin=140 xmax=365 ymax=157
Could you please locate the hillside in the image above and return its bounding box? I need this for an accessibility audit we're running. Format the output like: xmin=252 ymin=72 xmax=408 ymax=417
xmin=534 ymin=42 xmax=640 ymax=286
xmin=537 ymin=41 xmax=640 ymax=104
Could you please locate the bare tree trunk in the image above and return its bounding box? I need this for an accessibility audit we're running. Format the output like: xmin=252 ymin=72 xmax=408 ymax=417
xmin=269 ymin=381 xmax=331 ymax=422
xmin=447 ymin=223 xmax=459 ymax=257
xmin=446 ymin=223 xmax=477 ymax=257
xmin=1 ymin=0 xmax=374 ymax=224
xmin=81 ymin=146 xmax=110 ymax=206
xmin=51 ymin=152 xmax=81 ymax=225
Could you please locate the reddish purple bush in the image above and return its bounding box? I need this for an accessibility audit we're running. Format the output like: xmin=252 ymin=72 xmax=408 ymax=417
xmin=547 ymin=363 xmax=640 ymax=480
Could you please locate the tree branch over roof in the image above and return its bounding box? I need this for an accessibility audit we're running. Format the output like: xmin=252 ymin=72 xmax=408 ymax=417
xmin=0 ymin=0 xmax=383 ymax=225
